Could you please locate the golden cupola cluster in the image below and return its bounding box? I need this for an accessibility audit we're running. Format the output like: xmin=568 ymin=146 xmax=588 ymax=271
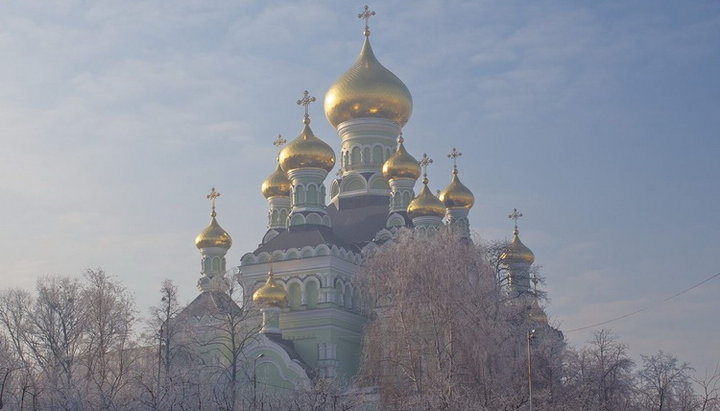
xmin=195 ymin=188 xmax=232 ymax=249
xmin=324 ymin=31 xmax=412 ymax=128
xmin=262 ymin=162 xmax=292 ymax=198
xmin=280 ymin=91 xmax=336 ymax=173
xmin=252 ymin=272 xmax=288 ymax=307
xmin=438 ymin=167 xmax=475 ymax=209
xmin=407 ymin=177 xmax=446 ymax=219
xmin=383 ymin=135 xmax=421 ymax=180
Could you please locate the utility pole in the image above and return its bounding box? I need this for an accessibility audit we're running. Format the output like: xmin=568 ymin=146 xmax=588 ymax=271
xmin=527 ymin=329 xmax=536 ymax=411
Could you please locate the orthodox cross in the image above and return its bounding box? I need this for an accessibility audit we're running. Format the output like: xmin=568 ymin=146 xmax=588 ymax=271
xmin=358 ymin=5 xmax=376 ymax=37
xmin=508 ymin=208 xmax=523 ymax=231
xmin=419 ymin=153 xmax=433 ymax=179
xmin=448 ymin=147 xmax=462 ymax=171
xmin=207 ymin=187 xmax=220 ymax=217
xmin=272 ymin=134 xmax=286 ymax=158
xmin=296 ymin=90 xmax=316 ymax=124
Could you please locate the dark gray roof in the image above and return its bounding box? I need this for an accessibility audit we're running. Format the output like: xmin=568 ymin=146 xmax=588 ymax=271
xmin=253 ymin=224 xmax=359 ymax=255
xmin=176 ymin=291 xmax=243 ymax=320
xmin=327 ymin=194 xmax=390 ymax=245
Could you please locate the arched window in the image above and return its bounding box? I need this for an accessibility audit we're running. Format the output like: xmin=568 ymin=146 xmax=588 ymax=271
xmin=351 ymin=147 xmax=361 ymax=166
xmin=344 ymin=285 xmax=352 ymax=309
xmin=373 ymin=145 xmax=384 ymax=164
xmin=307 ymin=184 xmax=318 ymax=204
xmin=288 ymin=282 xmax=302 ymax=310
xmin=305 ymin=279 xmax=319 ymax=308
xmin=335 ymin=280 xmax=344 ymax=306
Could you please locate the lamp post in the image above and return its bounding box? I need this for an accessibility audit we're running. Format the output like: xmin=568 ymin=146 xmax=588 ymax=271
xmin=527 ymin=329 xmax=536 ymax=411
xmin=253 ymin=353 xmax=265 ymax=411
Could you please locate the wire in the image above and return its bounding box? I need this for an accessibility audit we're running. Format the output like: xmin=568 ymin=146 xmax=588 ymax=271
xmin=564 ymin=271 xmax=720 ymax=333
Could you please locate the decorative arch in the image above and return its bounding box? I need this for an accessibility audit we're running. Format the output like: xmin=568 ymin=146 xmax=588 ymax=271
xmin=368 ymin=174 xmax=390 ymax=190
xmin=316 ymin=244 xmax=330 ymax=256
xmin=290 ymin=213 xmax=305 ymax=226
xmin=257 ymin=253 xmax=271 ymax=264
xmin=387 ymin=214 xmax=405 ymax=228
xmin=341 ymin=174 xmax=367 ymax=192
xmin=286 ymin=249 xmax=300 ymax=260
xmin=306 ymin=213 xmax=322 ymax=225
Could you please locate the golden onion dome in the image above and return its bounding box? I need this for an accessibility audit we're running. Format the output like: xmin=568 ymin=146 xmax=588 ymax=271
xmin=407 ymin=178 xmax=446 ymax=219
xmin=500 ymin=229 xmax=535 ymax=265
xmin=279 ymin=123 xmax=336 ymax=172
xmin=324 ymin=37 xmax=412 ymax=128
xmin=382 ymin=136 xmax=421 ymax=180
xmin=195 ymin=213 xmax=232 ymax=249
xmin=438 ymin=168 xmax=475 ymax=209
xmin=252 ymin=272 xmax=288 ymax=308
xmin=261 ymin=162 xmax=292 ymax=198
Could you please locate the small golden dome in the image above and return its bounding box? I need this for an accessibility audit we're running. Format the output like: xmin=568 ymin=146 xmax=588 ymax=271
xmin=252 ymin=272 xmax=288 ymax=308
xmin=279 ymin=123 xmax=336 ymax=172
xmin=261 ymin=162 xmax=292 ymax=198
xmin=500 ymin=230 xmax=535 ymax=265
xmin=195 ymin=213 xmax=232 ymax=249
xmin=383 ymin=136 xmax=421 ymax=180
xmin=407 ymin=178 xmax=446 ymax=219
xmin=324 ymin=37 xmax=412 ymax=128
xmin=438 ymin=168 xmax=475 ymax=209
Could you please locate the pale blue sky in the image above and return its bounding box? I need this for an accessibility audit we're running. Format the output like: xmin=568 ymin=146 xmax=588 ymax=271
xmin=1 ymin=1 xmax=718 ymax=373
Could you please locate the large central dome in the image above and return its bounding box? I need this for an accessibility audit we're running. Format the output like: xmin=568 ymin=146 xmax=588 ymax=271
xmin=324 ymin=37 xmax=413 ymax=129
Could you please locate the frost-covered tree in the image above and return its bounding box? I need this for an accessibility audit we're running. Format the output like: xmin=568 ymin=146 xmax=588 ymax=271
xmin=355 ymin=229 xmax=565 ymax=410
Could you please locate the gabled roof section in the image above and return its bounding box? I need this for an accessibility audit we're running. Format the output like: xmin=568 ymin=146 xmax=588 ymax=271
xmin=175 ymin=290 xmax=243 ymax=321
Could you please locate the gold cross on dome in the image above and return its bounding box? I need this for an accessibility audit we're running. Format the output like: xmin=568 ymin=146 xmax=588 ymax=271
xmin=358 ymin=5 xmax=376 ymax=37
xmin=296 ymin=90 xmax=316 ymax=124
xmin=272 ymin=134 xmax=286 ymax=156
xmin=207 ymin=187 xmax=221 ymax=217
xmin=419 ymin=153 xmax=433 ymax=178
xmin=508 ymin=208 xmax=523 ymax=231
xmin=447 ymin=147 xmax=462 ymax=169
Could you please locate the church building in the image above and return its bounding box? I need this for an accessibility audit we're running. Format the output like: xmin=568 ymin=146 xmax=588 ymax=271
xmin=182 ymin=6 xmax=541 ymax=392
